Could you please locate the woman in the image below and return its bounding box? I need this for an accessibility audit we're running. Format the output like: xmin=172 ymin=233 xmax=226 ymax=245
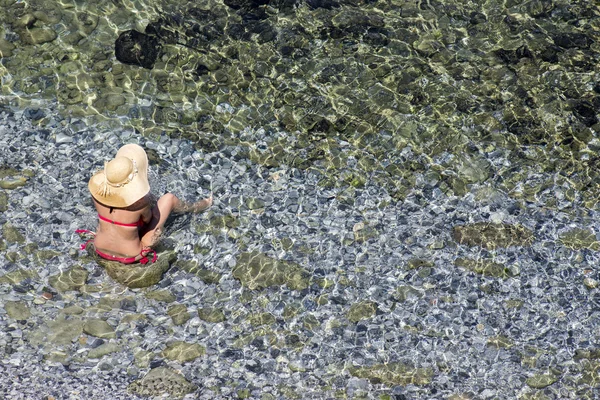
xmin=82 ymin=143 xmax=212 ymax=264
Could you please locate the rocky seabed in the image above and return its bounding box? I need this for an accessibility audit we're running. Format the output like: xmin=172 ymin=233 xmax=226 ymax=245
xmin=2 ymin=104 xmax=600 ymax=399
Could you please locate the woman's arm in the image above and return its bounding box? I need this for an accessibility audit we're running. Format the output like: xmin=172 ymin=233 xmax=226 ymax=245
xmin=141 ymin=205 xmax=153 ymax=224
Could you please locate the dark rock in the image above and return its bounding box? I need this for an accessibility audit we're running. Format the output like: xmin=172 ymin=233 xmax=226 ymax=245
xmin=572 ymin=100 xmax=598 ymax=127
xmin=540 ymin=46 xmax=560 ymax=63
xmin=306 ymin=0 xmax=339 ymax=10
xmin=115 ymin=30 xmax=161 ymax=69
xmin=469 ymin=12 xmax=487 ymax=25
xmin=24 ymin=108 xmax=45 ymax=121
xmin=553 ymin=33 xmax=593 ymax=49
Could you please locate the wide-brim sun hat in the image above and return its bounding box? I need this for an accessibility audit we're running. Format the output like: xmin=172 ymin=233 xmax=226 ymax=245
xmin=88 ymin=144 xmax=150 ymax=208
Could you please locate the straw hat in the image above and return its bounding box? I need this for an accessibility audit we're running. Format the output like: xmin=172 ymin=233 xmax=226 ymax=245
xmin=88 ymin=144 xmax=150 ymax=208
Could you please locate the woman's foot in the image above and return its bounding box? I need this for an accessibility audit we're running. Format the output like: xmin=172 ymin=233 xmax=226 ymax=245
xmin=192 ymin=193 xmax=213 ymax=212
xmin=174 ymin=194 xmax=213 ymax=213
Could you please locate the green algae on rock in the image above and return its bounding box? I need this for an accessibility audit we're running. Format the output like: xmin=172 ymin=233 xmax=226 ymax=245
xmin=394 ymin=285 xmax=425 ymax=302
xmin=168 ymin=304 xmax=191 ymax=326
xmin=88 ymin=343 xmax=121 ymax=359
xmin=353 ymin=222 xmax=379 ymax=243
xmin=128 ymin=367 xmax=196 ymax=399
xmin=487 ymin=335 xmax=513 ymax=349
xmin=95 ymin=250 xmax=176 ymax=288
xmin=452 ymin=222 xmax=534 ymax=249
xmin=48 ymin=266 xmax=89 ymax=292
xmin=454 ymin=257 xmax=516 ymax=278
xmin=247 ymin=312 xmax=276 ymax=326
xmin=2 ymin=223 xmax=25 ymax=244
xmin=161 ymin=341 xmax=206 ymax=363
xmin=0 ymin=268 xmax=39 ymax=285
xmin=406 ymin=258 xmax=434 ymax=270
xmin=348 ymin=362 xmax=433 ymax=386
xmin=145 ymin=289 xmax=176 ymax=303
xmin=29 ymin=316 xmax=84 ymax=348
xmin=525 ymin=373 xmax=558 ymax=389
xmin=233 ymin=251 xmax=310 ymax=291
xmin=5 ymin=300 xmax=31 ymax=320
xmin=0 ymin=191 xmax=7 ymax=211
xmin=559 ymin=228 xmax=600 ymax=250
xmin=176 ymin=260 xmax=222 ymax=284
xmin=197 ymin=307 xmax=226 ymax=323
xmin=83 ymin=319 xmax=116 ymax=339
xmin=347 ymin=301 xmax=378 ymax=323
xmin=0 ymin=176 xmax=27 ymax=190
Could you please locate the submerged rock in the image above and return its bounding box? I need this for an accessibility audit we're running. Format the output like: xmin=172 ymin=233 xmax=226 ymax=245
xmin=348 ymin=362 xmax=433 ymax=386
xmin=2 ymin=223 xmax=25 ymax=244
xmin=83 ymin=319 xmax=116 ymax=339
xmin=0 ymin=268 xmax=39 ymax=284
xmin=128 ymin=367 xmax=196 ymax=398
xmin=177 ymin=260 xmax=222 ymax=284
xmin=5 ymin=301 xmax=31 ymax=320
xmin=455 ymin=257 xmax=516 ymax=278
xmin=559 ymin=227 xmax=600 ymax=250
xmin=115 ymin=30 xmax=161 ymax=69
xmin=91 ymin=246 xmax=177 ymax=288
xmin=88 ymin=343 xmax=120 ymax=359
xmin=525 ymin=373 xmax=558 ymax=389
xmin=48 ymin=266 xmax=89 ymax=292
xmin=161 ymin=341 xmax=206 ymax=363
xmin=167 ymin=304 xmax=191 ymax=326
xmin=452 ymin=222 xmax=534 ymax=249
xmin=233 ymin=251 xmax=310 ymax=290
xmin=347 ymin=301 xmax=378 ymax=323
xmin=197 ymin=307 xmax=226 ymax=323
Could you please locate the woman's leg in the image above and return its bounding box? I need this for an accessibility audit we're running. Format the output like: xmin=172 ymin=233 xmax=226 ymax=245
xmin=140 ymin=193 xmax=212 ymax=248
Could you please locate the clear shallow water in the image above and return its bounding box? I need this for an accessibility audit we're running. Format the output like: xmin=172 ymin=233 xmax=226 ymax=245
xmin=1 ymin=0 xmax=600 ymax=399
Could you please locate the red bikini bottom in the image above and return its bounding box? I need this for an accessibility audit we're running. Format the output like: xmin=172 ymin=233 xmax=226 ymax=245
xmin=76 ymin=230 xmax=157 ymax=264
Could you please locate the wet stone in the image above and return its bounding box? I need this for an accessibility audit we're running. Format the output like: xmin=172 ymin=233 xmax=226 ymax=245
xmin=487 ymin=335 xmax=513 ymax=349
xmin=167 ymin=304 xmax=191 ymax=326
xmin=20 ymin=27 xmax=58 ymax=45
xmin=145 ymin=289 xmax=176 ymax=303
xmin=394 ymin=285 xmax=424 ymax=302
xmin=0 ymin=268 xmax=39 ymax=285
xmin=88 ymin=342 xmax=120 ymax=359
xmin=197 ymin=307 xmax=225 ymax=323
xmin=32 ymin=317 xmax=84 ymax=347
xmin=452 ymin=222 xmax=534 ymax=249
xmin=348 ymin=362 xmax=433 ymax=386
xmin=559 ymin=228 xmax=600 ymax=250
xmin=2 ymin=223 xmax=25 ymax=244
xmin=526 ymin=373 xmax=558 ymax=389
xmin=233 ymin=251 xmax=310 ymax=290
xmin=5 ymin=301 xmax=31 ymax=320
xmin=115 ymin=30 xmax=161 ymax=69
xmin=48 ymin=266 xmax=89 ymax=292
xmin=128 ymin=367 xmax=195 ymax=398
xmin=161 ymin=341 xmax=206 ymax=363
xmin=83 ymin=319 xmax=116 ymax=339
xmin=454 ymin=257 xmax=515 ymax=278
xmin=177 ymin=260 xmax=222 ymax=284
xmin=247 ymin=312 xmax=276 ymax=326
xmin=347 ymin=301 xmax=378 ymax=323
xmin=94 ymin=249 xmax=177 ymax=288
xmin=0 ymin=191 xmax=8 ymax=212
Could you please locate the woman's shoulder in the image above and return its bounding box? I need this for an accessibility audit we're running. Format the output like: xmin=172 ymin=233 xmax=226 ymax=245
xmin=124 ymin=194 xmax=153 ymax=211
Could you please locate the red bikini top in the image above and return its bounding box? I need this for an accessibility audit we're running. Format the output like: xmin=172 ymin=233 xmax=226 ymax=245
xmin=98 ymin=214 xmax=144 ymax=227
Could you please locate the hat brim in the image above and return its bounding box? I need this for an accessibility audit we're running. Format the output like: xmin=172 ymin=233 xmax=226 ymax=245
xmin=88 ymin=144 xmax=150 ymax=208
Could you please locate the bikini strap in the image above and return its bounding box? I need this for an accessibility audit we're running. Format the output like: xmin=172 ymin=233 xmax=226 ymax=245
xmin=75 ymin=229 xmax=96 ymax=250
xmin=139 ymin=248 xmax=158 ymax=264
